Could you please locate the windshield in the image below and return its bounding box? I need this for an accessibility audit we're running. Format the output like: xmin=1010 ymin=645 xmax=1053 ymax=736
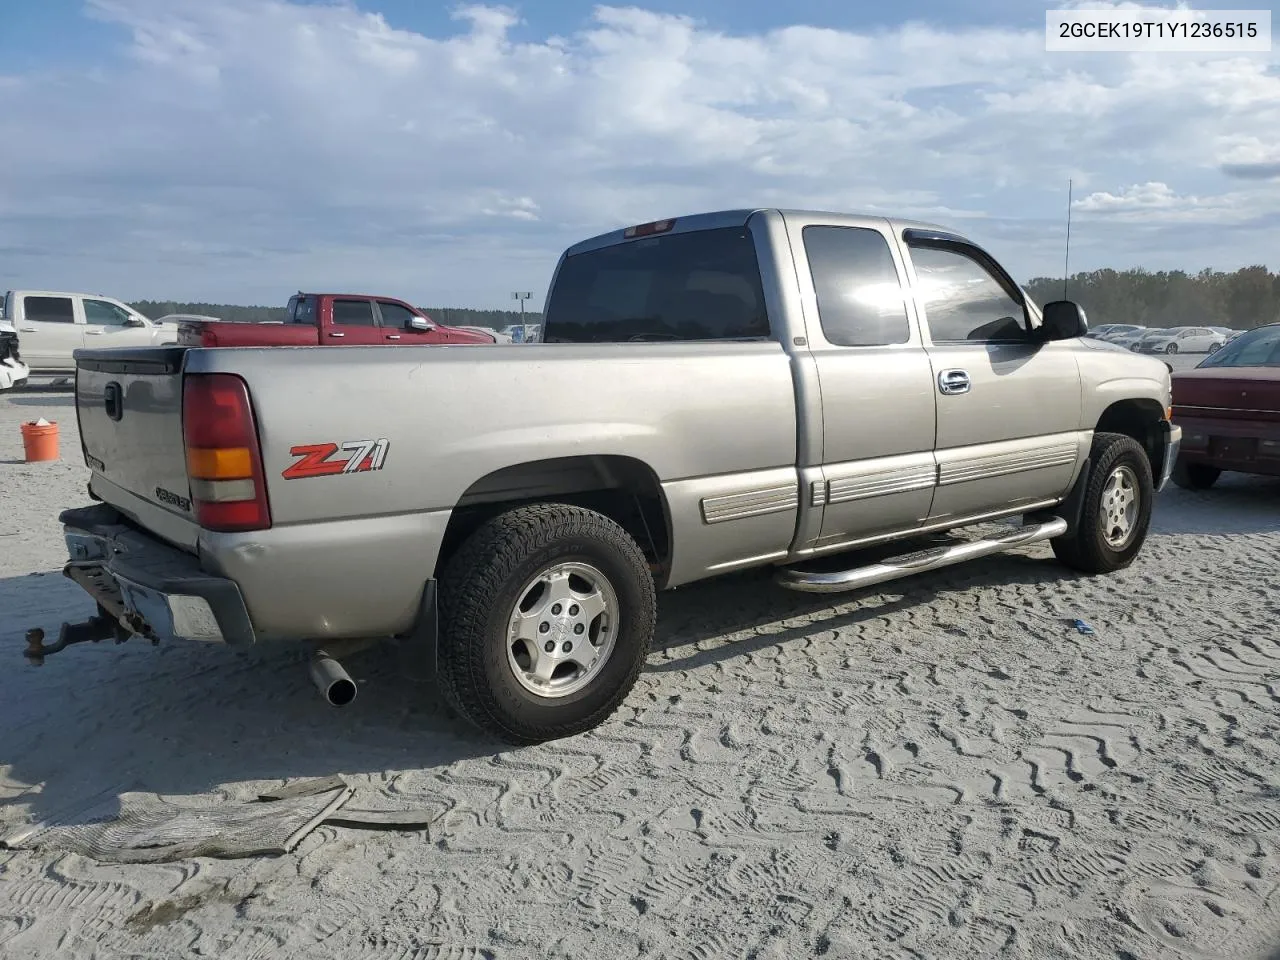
xmin=1197 ymin=325 xmax=1280 ymax=368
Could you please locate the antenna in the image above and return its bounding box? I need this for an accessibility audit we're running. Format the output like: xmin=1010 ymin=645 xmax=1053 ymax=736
xmin=1063 ymin=179 xmax=1073 ymax=300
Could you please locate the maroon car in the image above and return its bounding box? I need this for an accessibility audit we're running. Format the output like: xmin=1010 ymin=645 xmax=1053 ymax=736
xmin=1170 ymin=322 xmax=1280 ymax=489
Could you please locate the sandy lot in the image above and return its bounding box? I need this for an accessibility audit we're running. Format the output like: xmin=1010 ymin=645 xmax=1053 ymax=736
xmin=2 ymin=373 xmax=1279 ymax=960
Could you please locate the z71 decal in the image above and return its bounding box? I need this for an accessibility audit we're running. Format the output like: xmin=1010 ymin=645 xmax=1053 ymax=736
xmin=282 ymin=438 xmax=390 ymax=480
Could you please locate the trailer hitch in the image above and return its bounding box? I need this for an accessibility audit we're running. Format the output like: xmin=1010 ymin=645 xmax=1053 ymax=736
xmin=24 ymin=604 xmax=137 ymax=666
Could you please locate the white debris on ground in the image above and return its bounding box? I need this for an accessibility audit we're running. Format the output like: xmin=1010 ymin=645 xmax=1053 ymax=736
xmin=1 ymin=381 xmax=1279 ymax=960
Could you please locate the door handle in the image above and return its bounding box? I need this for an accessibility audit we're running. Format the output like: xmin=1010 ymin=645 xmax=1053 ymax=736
xmin=938 ymin=369 xmax=971 ymax=395
xmin=385 ymin=334 xmax=401 ymax=340
xmin=327 ymin=332 xmax=345 ymax=338
xmin=85 ymin=330 xmax=104 ymax=335
xmin=19 ymin=327 xmax=35 ymax=332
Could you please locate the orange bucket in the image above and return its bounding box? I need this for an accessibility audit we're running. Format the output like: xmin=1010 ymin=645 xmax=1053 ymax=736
xmin=20 ymin=420 xmax=59 ymax=462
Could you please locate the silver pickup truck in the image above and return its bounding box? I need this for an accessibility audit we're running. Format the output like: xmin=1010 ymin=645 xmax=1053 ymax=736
xmin=40 ymin=209 xmax=1179 ymax=744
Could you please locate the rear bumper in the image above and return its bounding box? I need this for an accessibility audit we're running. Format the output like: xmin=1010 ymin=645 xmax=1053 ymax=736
xmin=1175 ymin=414 xmax=1280 ymax=476
xmin=59 ymin=503 xmax=256 ymax=646
xmin=1157 ymin=421 xmax=1181 ymax=492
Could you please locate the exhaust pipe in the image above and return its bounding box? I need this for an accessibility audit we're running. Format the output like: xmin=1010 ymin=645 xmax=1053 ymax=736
xmin=309 ymin=651 xmax=357 ymax=706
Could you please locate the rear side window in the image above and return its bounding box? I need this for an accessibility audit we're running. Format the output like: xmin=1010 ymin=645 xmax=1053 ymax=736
xmin=543 ymin=227 xmax=770 ymax=343
xmin=290 ymin=296 xmax=317 ymax=324
xmin=377 ymin=302 xmax=417 ymax=329
xmin=803 ymin=226 xmax=909 ymax=346
xmin=25 ymin=296 xmax=75 ymax=323
xmin=332 ymin=299 xmax=375 ymax=327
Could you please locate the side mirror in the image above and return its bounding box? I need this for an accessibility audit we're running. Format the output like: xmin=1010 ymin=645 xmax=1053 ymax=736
xmin=126 ymin=316 xmax=147 ymax=327
xmin=409 ymin=316 xmax=433 ymax=331
xmin=1040 ymin=300 xmax=1088 ymax=341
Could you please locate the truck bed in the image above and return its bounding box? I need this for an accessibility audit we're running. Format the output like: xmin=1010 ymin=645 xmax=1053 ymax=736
xmin=73 ymin=340 xmax=799 ymax=639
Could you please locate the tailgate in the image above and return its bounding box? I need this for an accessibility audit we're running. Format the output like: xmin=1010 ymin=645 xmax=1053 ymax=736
xmin=76 ymin=347 xmax=195 ymax=523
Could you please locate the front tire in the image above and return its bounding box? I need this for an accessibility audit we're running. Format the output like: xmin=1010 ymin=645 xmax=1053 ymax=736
xmin=1166 ymin=342 xmax=1178 ymax=355
xmin=1172 ymin=461 xmax=1220 ymax=490
xmin=1051 ymin=432 xmax=1154 ymax=574
xmin=438 ymin=503 xmax=656 ymax=744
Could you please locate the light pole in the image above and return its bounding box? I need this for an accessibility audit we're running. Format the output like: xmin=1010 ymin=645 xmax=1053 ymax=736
xmin=511 ymin=291 xmax=533 ymax=342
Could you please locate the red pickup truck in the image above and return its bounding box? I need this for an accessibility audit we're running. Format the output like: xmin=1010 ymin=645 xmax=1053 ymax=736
xmin=176 ymin=293 xmax=496 ymax=347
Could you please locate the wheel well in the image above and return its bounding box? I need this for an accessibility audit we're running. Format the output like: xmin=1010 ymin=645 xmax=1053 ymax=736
xmin=1095 ymin=399 xmax=1166 ymax=478
xmin=436 ymin=455 xmax=672 ymax=581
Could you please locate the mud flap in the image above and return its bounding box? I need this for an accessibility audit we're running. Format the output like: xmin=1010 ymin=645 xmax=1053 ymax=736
xmin=398 ymin=580 xmax=439 ymax=683
xmin=1026 ymin=456 xmax=1091 ymax=539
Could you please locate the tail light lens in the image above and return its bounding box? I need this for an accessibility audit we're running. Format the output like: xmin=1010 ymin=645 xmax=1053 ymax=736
xmin=182 ymin=373 xmax=272 ymax=532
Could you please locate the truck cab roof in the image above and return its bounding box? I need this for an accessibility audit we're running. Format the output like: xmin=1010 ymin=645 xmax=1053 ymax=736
xmin=564 ymin=208 xmax=954 ymax=257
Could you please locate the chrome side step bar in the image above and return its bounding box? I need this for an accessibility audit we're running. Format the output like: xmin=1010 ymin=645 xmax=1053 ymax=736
xmin=775 ymin=517 xmax=1069 ymax=595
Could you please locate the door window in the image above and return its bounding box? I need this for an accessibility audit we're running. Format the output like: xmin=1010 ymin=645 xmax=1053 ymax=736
xmin=802 ymin=225 xmax=909 ymax=346
xmin=24 ymin=296 xmax=75 ymax=323
xmin=377 ymin=302 xmax=419 ymax=330
xmin=332 ymin=299 xmax=376 ymax=326
xmin=83 ymin=299 xmax=136 ymax=326
xmin=909 ymin=244 xmax=1028 ymax=343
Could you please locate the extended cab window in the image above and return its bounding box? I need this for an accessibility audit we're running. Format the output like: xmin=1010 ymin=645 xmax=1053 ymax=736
xmin=803 ymin=226 xmax=908 ymax=346
xmin=543 ymin=226 xmax=770 ymax=343
xmin=25 ymin=296 xmax=75 ymax=323
xmin=83 ymin=299 xmax=135 ymax=325
xmin=332 ymin=299 xmax=376 ymax=327
xmin=377 ymin=302 xmax=417 ymax=329
xmin=909 ymin=243 xmax=1027 ymax=343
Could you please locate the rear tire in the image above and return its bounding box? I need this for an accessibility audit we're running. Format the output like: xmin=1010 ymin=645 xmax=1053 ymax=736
xmin=1172 ymin=461 xmax=1220 ymax=490
xmin=437 ymin=503 xmax=656 ymax=745
xmin=1051 ymin=432 xmax=1154 ymax=575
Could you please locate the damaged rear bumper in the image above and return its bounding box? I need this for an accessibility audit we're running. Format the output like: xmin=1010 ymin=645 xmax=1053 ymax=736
xmin=55 ymin=504 xmax=256 ymax=648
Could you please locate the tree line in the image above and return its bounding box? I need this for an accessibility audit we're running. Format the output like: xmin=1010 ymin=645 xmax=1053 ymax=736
xmin=1025 ymin=265 xmax=1280 ymax=331
xmin=133 ymin=263 xmax=1280 ymax=333
xmin=131 ymin=300 xmax=542 ymax=328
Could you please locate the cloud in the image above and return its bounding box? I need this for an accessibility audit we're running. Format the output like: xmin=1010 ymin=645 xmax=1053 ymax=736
xmin=2 ymin=0 xmax=1279 ymax=304
xmin=1217 ymin=136 xmax=1280 ymax=181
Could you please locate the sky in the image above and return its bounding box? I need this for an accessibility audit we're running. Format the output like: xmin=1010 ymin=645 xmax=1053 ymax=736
xmin=1 ymin=0 xmax=1278 ymax=308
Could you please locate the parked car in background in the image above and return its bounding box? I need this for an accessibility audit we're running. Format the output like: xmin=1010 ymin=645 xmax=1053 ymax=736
xmin=48 ymin=208 xmax=1178 ymax=743
xmin=452 ymin=325 xmax=513 ymax=343
xmin=176 ymin=293 xmax=496 ymax=347
xmin=156 ymin=313 xmax=223 ymax=325
xmin=1170 ymin=323 xmax=1280 ymax=489
xmin=500 ymin=323 xmax=542 ymax=343
xmin=1208 ymin=326 xmax=1241 ymax=341
xmin=0 ymin=319 xmax=30 ymax=390
xmin=1087 ymin=323 xmax=1125 ymax=340
xmin=1113 ymin=328 xmax=1157 ymax=350
xmin=1098 ymin=324 xmax=1144 ymax=343
xmin=1 ymin=290 xmax=178 ymax=373
xmin=1138 ymin=326 xmax=1225 ymax=355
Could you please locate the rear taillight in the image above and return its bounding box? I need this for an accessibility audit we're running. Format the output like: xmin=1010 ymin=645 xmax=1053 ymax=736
xmin=182 ymin=373 xmax=271 ymax=532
